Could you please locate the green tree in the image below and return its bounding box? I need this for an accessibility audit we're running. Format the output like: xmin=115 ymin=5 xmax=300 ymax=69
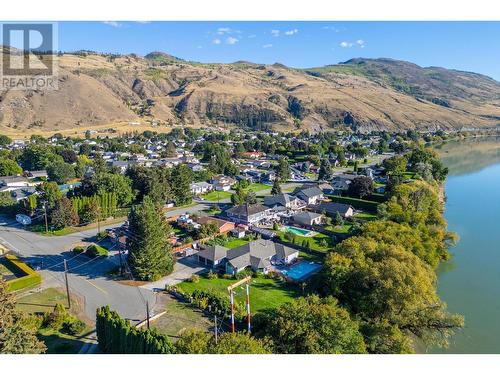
xmin=47 ymin=160 xmax=76 ymax=184
xmin=175 ymin=330 xmax=270 ymax=354
xmin=50 ymin=197 xmax=79 ymax=229
xmin=164 ymin=141 xmax=177 ymax=158
xmin=271 ymin=179 xmax=282 ymax=195
xmin=18 ymin=144 xmax=62 ymax=171
xmin=0 ymin=134 xmax=12 ymax=147
xmin=276 ymin=157 xmax=291 ymax=181
xmin=253 ymin=295 xmax=366 ymax=354
xmin=0 ymin=158 xmax=22 ymax=176
xmin=318 ymin=158 xmax=333 ymax=181
xmin=169 ymin=164 xmax=193 ymax=206
xmin=0 ymin=279 xmax=46 ymax=354
xmin=323 ymin=236 xmax=463 ymax=352
xmin=127 ymin=196 xmax=175 ymax=281
xmin=348 ymin=176 xmax=374 ymax=199
xmin=38 ymin=181 xmax=62 ymax=209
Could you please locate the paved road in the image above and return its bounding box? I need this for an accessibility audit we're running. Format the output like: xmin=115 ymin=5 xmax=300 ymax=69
xmin=0 ymin=218 xmax=156 ymax=323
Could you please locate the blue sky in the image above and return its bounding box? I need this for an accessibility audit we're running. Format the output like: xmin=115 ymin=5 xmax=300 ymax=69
xmin=57 ymin=21 xmax=500 ymax=80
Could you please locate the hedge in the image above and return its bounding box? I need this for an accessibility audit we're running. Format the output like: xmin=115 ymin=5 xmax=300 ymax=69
xmin=330 ymin=196 xmax=379 ymax=213
xmin=96 ymin=306 xmax=175 ymax=354
xmin=3 ymin=254 xmax=42 ymax=292
xmin=85 ymin=244 xmax=109 ymax=258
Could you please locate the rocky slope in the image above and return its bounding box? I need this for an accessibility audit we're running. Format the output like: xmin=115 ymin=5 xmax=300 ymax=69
xmin=0 ymin=50 xmax=499 ymax=134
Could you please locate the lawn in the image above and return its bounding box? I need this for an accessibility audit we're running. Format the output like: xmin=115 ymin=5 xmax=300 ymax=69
xmin=150 ymin=297 xmax=212 ymax=340
xmin=223 ymin=238 xmax=250 ymax=249
xmin=201 ymin=190 xmax=233 ymax=201
xmin=354 ymin=212 xmax=379 ymax=221
xmin=247 ymin=183 xmax=271 ymax=193
xmin=323 ymin=224 xmax=352 ymax=235
xmin=178 ymin=274 xmax=300 ymax=312
xmin=275 ymin=230 xmax=335 ymax=252
xmin=16 ymin=288 xmax=89 ymax=354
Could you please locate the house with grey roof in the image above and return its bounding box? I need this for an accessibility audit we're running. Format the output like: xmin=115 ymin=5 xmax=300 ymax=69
xmin=196 ymin=245 xmax=229 ymax=268
xmin=264 ymin=193 xmax=306 ymax=211
xmin=190 ymin=181 xmax=213 ymax=195
xmin=294 ymin=186 xmax=324 ymax=205
xmin=291 ymin=211 xmax=324 ymax=227
xmin=310 ymin=202 xmax=354 ymax=218
xmin=226 ymin=203 xmax=272 ymax=225
xmin=225 ymin=239 xmax=298 ymax=275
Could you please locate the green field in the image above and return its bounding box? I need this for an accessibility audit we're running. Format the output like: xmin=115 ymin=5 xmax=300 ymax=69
xmin=354 ymin=212 xmax=379 ymax=221
xmin=16 ymin=288 xmax=89 ymax=354
xmin=201 ymin=190 xmax=233 ymax=201
xmin=323 ymin=224 xmax=353 ymax=234
xmin=150 ymin=298 xmax=212 ymax=340
xmin=178 ymin=274 xmax=300 ymax=311
xmin=247 ymin=183 xmax=271 ymax=193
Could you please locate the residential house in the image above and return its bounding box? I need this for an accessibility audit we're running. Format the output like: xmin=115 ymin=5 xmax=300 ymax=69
xmin=310 ymin=202 xmax=354 ymax=218
xmin=291 ymin=211 xmax=324 ymax=227
xmin=294 ymin=186 xmax=324 ymax=205
xmin=225 ymin=239 xmax=299 ymax=275
xmin=195 ymin=216 xmax=235 ymax=235
xmin=264 ymin=193 xmax=307 ymax=211
xmin=210 ymin=175 xmax=236 ymax=191
xmin=196 ymin=245 xmax=229 ymax=268
xmin=0 ymin=176 xmax=31 ymax=191
xmin=9 ymin=187 xmax=37 ymax=202
xmin=25 ymin=170 xmax=48 ymax=180
xmin=190 ymin=182 xmax=213 ymax=195
xmin=226 ymin=203 xmax=272 ymax=225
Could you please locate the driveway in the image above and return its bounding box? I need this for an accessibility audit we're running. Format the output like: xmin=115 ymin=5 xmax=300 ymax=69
xmin=140 ymin=255 xmax=207 ymax=291
xmin=0 ymin=218 xmax=157 ymax=323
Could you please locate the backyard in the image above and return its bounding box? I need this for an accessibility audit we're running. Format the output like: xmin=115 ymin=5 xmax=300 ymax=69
xmin=275 ymin=229 xmax=335 ymax=253
xmin=178 ymin=274 xmax=301 ymax=312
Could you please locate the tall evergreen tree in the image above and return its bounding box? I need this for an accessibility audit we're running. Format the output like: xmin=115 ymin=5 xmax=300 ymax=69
xmin=127 ymin=196 xmax=175 ymax=281
xmin=271 ymin=179 xmax=282 ymax=195
xmin=318 ymin=158 xmax=333 ymax=181
xmin=276 ymin=157 xmax=291 ymax=181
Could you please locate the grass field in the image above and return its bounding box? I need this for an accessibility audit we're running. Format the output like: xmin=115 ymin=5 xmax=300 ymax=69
xmin=150 ymin=298 xmax=212 ymax=340
xmin=16 ymin=288 xmax=89 ymax=354
xmin=178 ymin=274 xmax=300 ymax=312
xmin=201 ymin=190 xmax=233 ymax=201
xmin=223 ymin=238 xmax=250 ymax=249
xmin=247 ymin=183 xmax=271 ymax=193
xmin=323 ymin=224 xmax=352 ymax=235
xmin=354 ymin=212 xmax=379 ymax=221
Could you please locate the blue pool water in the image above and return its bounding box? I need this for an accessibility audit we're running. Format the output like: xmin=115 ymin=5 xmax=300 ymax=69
xmin=280 ymin=261 xmax=322 ymax=281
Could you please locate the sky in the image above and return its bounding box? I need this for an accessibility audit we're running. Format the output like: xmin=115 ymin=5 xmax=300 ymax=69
xmin=54 ymin=21 xmax=500 ymax=80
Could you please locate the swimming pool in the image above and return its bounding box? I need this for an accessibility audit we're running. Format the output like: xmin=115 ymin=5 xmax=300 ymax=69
xmin=283 ymin=225 xmax=317 ymax=237
xmin=279 ymin=261 xmax=322 ymax=282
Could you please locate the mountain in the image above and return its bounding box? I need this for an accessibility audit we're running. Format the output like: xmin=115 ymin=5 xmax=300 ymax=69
xmin=0 ymin=51 xmax=499 ymax=136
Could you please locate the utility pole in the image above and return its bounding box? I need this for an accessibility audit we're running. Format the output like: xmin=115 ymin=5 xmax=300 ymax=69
xmin=214 ymin=315 xmax=218 ymax=344
xmin=63 ymin=259 xmax=71 ymax=309
xmin=146 ymin=301 xmax=150 ymax=329
xmin=43 ymin=203 xmax=48 ymax=234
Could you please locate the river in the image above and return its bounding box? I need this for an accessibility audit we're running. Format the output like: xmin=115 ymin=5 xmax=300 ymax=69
xmin=431 ymin=136 xmax=500 ymax=353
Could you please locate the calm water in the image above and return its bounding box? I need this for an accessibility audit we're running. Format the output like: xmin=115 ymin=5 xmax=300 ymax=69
xmin=431 ymin=137 xmax=500 ymax=353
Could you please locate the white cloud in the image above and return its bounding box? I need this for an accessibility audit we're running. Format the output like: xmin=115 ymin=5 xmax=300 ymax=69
xmin=248 ymin=34 xmax=257 ymax=39
xmin=217 ymin=27 xmax=231 ymax=35
xmin=323 ymin=25 xmax=340 ymax=32
xmin=226 ymin=36 xmax=239 ymax=45
xmin=356 ymin=39 xmax=365 ymax=45
xmin=262 ymin=44 xmax=273 ymax=48
xmin=340 ymin=41 xmax=353 ymax=48
xmin=212 ymin=38 xmax=221 ymax=45
xmin=103 ymin=21 xmax=121 ymax=28
xmin=271 ymin=29 xmax=280 ymax=37
xmin=285 ymin=28 xmax=299 ymax=36
xmin=340 ymin=40 xmax=365 ymax=48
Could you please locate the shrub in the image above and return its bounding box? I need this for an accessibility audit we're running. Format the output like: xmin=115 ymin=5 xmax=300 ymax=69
xmin=189 ymin=274 xmax=200 ymax=283
xmin=85 ymin=244 xmax=109 ymax=258
xmin=207 ymin=271 xmax=218 ymax=280
xmin=73 ymin=246 xmax=85 ymax=254
xmin=222 ymin=273 xmax=233 ymax=279
xmin=62 ymin=317 xmax=86 ymax=335
xmin=44 ymin=303 xmax=68 ymax=331
xmin=96 ymin=231 xmax=108 ymax=241
xmin=4 ymin=255 xmax=42 ymax=292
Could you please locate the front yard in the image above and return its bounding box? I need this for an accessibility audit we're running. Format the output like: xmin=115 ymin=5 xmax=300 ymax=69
xmin=178 ymin=274 xmax=300 ymax=312
xmin=201 ymin=190 xmax=233 ymax=201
